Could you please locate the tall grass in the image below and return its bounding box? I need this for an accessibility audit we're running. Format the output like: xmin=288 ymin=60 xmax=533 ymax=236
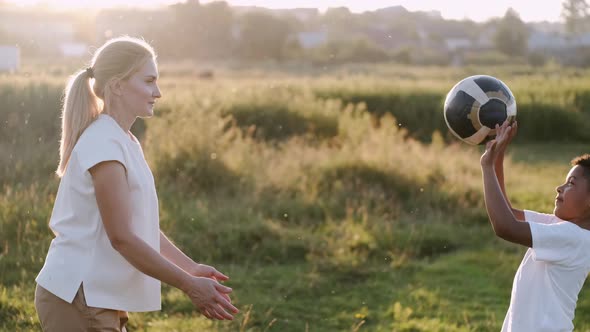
xmin=1 ymin=64 xmax=589 ymax=331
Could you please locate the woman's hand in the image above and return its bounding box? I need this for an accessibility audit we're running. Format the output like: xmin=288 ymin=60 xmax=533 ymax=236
xmin=190 ymin=263 xmax=229 ymax=281
xmin=182 ymin=276 xmax=239 ymax=320
xmin=189 ymin=263 xmax=234 ymax=307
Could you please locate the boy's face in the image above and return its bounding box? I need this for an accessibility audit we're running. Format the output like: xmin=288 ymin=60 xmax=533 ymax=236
xmin=554 ymin=165 xmax=590 ymax=221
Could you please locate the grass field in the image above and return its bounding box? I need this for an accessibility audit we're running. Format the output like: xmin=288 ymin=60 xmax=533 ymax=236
xmin=1 ymin=63 xmax=590 ymax=331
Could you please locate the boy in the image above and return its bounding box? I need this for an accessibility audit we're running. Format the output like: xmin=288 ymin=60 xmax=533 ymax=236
xmin=480 ymin=120 xmax=590 ymax=332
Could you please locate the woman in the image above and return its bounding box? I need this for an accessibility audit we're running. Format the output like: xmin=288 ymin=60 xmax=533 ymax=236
xmin=34 ymin=36 xmax=238 ymax=331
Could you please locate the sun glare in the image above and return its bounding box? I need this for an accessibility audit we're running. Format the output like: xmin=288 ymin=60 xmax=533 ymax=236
xmin=5 ymin=0 xmax=564 ymax=22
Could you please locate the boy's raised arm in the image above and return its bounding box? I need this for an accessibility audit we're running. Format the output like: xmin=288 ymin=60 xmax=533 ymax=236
xmin=482 ymin=162 xmax=532 ymax=246
xmin=494 ymin=122 xmax=525 ymax=221
xmin=481 ymin=122 xmax=531 ymax=247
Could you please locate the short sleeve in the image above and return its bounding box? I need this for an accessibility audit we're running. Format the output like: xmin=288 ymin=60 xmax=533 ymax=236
xmin=75 ymin=137 xmax=127 ymax=173
xmin=525 ymin=210 xmax=559 ymax=225
xmin=530 ymin=222 xmax=580 ymax=264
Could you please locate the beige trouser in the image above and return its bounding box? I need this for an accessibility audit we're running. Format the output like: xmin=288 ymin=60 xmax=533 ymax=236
xmin=35 ymin=283 xmax=128 ymax=332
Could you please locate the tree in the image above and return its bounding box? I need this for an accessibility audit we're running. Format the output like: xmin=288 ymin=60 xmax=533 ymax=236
xmin=322 ymin=7 xmax=360 ymax=40
xmin=493 ymin=8 xmax=529 ymax=57
xmin=170 ymin=0 xmax=202 ymax=58
xmin=169 ymin=0 xmax=234 ymax=59
xmin=323 ymin=7 xmax=353 ymax=24
xmin=562 ymin=0 xmax=590 ymax=36
xmin=237 ymin=12 xmax=292 ymax=61
xmin=195 ymin=2 xmax=234 ymax=58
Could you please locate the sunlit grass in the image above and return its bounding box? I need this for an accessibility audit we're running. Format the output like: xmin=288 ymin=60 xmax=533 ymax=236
xmin=1 ymin=63 xmax=590 ymax=331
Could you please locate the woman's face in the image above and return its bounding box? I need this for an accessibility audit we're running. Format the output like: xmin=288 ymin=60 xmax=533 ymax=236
xmin=119 ymin=58 xmax=161 ymax=118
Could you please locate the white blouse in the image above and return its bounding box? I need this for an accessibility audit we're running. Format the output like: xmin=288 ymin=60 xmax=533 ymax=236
xmin=36 ymin=114 xmax=161 ymax=312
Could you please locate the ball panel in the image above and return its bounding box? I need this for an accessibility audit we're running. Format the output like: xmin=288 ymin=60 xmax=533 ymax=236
xmin=463 ymin=126 xmax=492 ymax=145
xmin=459 ymin=77 xmax=490 ymax=105
xmin=506 ymin=101 xmax=517 ymax=117
xmin=473 ymin=76 xmax=513 ymax=103
xmin=479 ymin=99 xmax=507 ymax=128
xmin=468 ymin=100 xmax=483 ymax=130
xmin=444 ymin=90 xmax=478 ymax=138
xmin=485 ymin=90 xmax=509 ymax=104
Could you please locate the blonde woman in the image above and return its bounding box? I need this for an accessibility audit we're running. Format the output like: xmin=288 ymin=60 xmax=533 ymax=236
xmin=34 ymin=36 xmax=238 ymax=331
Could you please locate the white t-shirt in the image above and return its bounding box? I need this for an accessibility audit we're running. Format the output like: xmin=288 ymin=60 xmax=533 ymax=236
xmin=36 ymin=114 xmax=161 ymax=312
xmin=502 ymin=210 xmax=590 ymax=332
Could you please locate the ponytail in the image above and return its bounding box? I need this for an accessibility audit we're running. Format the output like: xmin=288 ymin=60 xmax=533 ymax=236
xmin=56 ymin=69 xmax=100 ymax=177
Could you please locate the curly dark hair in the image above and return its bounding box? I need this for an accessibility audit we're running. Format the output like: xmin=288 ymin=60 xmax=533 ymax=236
xmin=571 ymin=154 xmax=590 ymax=186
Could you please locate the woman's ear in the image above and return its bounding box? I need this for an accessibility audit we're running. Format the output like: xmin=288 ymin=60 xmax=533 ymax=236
xmin=110 ymin=79 xmax=124 ymax=97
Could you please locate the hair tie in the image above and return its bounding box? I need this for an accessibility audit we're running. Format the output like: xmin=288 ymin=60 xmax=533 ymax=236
xmin=85 ymin=67 xmax=94 ymax=79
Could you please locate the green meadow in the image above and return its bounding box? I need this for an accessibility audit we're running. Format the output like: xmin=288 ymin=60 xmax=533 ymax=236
xmin=1 ymin=63 xmax=590 ymax=331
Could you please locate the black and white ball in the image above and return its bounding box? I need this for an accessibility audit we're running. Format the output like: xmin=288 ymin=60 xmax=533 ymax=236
xmin=444 ymin=75 xmax=516 ymax=145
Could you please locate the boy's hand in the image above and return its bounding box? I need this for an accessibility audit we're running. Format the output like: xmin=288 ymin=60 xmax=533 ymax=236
xmin=494 ymin=120 xmax=518 ymax=155
xmin=480 ymin=121 xmax=518 ymax=167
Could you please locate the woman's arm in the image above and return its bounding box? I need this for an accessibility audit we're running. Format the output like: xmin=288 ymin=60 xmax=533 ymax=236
xmin=160 ymin=231 xmax=229 ymax=281
xmin=90 ymin=161 xmax=237 ymax=320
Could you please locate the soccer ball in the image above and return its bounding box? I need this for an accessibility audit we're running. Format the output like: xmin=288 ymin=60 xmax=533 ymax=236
xmin=443 ymin=75 xmax=516 ymax=145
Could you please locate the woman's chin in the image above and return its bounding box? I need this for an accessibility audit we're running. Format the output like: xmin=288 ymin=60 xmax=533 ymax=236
xmin=141 ymin=109 xmax=154 ymax=118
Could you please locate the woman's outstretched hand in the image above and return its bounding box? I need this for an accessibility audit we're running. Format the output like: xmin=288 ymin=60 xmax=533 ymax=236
xmin=182 ymin=276 xmax=239 ymax=320
xmin=190 ymin=263 xmax=229 ymax=281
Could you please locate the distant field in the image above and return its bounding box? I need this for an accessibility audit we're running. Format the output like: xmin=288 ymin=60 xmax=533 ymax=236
xmin=1 ymin=63 xmax=589 ymax=331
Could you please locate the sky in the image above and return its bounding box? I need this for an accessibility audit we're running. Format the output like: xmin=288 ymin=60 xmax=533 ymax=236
xmin=5 ymin=0 xmax=564 ymax=23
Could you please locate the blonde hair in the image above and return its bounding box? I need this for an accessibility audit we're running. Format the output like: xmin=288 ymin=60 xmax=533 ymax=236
xmin=56 ymin=36 xmax=156 ymax=177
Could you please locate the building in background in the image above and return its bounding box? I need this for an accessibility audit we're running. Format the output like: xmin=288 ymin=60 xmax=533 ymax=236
xmin=0 ymin=45 xmax=19 ymax=72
